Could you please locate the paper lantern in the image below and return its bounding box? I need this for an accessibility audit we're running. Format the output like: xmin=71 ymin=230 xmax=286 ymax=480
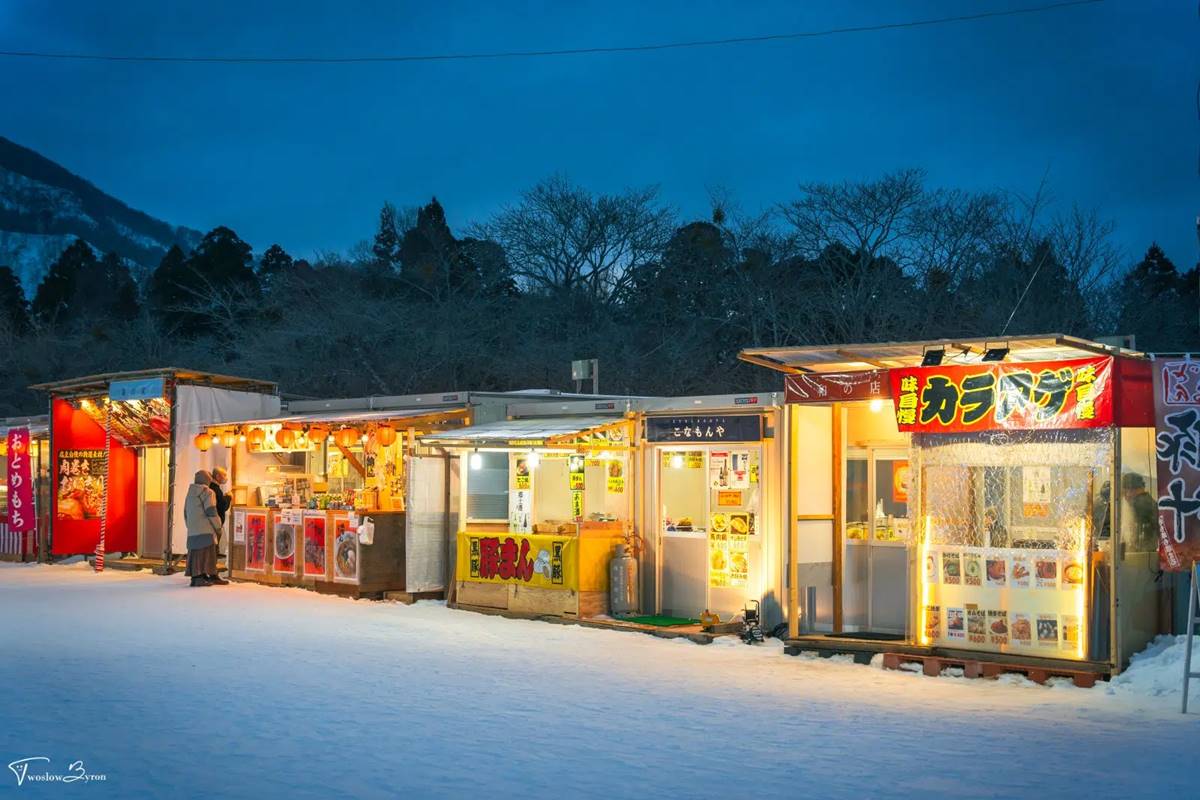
xmin=307 ymin=426 xmax=329 ymax=443
xmin=334 ymin=427 xmax=359 ymax=448
xmin=375 ymin=424 xmax=397 ymax=446
xmin=275 ymin=428 xmax=296 ymax=449
xmin=194 ymin=433 xmax=211 ymax=452
xmin=247 ymin=428 xmax=266 ymax=447
xmin=220 ymin=431 xmax=237 ymax=448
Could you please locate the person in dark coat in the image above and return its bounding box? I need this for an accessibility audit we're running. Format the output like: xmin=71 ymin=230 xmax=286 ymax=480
xmin=210 ymin=466 xmax=232 ymax=524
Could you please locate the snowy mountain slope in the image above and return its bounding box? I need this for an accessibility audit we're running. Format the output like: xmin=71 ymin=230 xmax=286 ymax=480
xmin=0 ymin=136 xmax=201 ymax=294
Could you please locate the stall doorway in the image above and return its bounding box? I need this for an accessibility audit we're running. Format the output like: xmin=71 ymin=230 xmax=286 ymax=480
xmin=658 ymin=445 xmax=762 ymax=620
xmin=843 ymin=446 xmax=910 ymax=635
xmin=139 ymin=446 xmax=169 ymax=557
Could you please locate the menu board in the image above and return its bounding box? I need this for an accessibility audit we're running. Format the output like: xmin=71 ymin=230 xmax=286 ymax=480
xmin=922 ymin=546 xmax=1087 ymax=659
xmin=708 ymin=513 xmax=749 ymax=588
xmin=302 ymin=512 xmax=327 ymax=578
xmin=245 ymin=511 xmax=267 ymax=572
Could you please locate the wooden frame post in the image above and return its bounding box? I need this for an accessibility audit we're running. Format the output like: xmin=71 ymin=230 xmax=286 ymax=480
xmin=832 ymin=402 xmax=844 ymax=634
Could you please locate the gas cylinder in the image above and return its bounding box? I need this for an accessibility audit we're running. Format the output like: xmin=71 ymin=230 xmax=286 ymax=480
xmin=609 ymin=543 xmax=639 ymax=615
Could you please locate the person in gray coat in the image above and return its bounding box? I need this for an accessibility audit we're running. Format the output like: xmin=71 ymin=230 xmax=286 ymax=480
xmin=184 ymin=469 xmax=228 ymax=586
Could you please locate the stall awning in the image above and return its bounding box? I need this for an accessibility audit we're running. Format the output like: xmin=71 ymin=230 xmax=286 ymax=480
xmin=222 ymin=407 xmax=469 ymax=429
xmin=0 ymin=416 xmax=49 ymax=439
xmin=738 ymin=334 xmax=1144 ymax=374
xmin=29 ymin=367 xmax=278 ymax=398
xmin=420 ymin=416 xmax=630 ymax=448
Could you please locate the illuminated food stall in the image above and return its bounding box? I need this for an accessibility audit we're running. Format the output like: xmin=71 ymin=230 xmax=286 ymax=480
xmin=1 ymin=416 xmax=49 ymax=562
xmin=30 ymin=370 xmax=279 ymax=566
xmin=208 ymin=407 xmax=468 ymax=599
xmin=741 ymin=335 xmax=1164 ymax=674
xmin=421 ymin=413 xmax=635 ymax=619
xmin=638 ymin=394 xmax=785 ymax=628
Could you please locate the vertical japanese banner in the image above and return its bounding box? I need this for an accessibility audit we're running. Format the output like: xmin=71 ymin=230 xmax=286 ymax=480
xmin=1153 ymin=360 xmax=1200 ymax=571
xmin=245 ymin=512 xmax=266 ymax=571
xmin=302 ymin=512 xmax=327 ymax=578
xmin=4 ymin=427 xmax=35 ymax=532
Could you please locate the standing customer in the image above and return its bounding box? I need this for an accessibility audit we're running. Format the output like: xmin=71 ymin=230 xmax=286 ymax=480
xmin=207 ymin=466 xmax=233 ymax=585
xmin=184 ymin=470 xmax=225 ymax=587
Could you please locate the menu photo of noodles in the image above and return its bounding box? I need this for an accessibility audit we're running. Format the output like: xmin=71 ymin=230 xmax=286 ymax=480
xmin=332 ymin=515 xmax=359 ymax=584
xmin=947 ymin=607 xmax=965 ymax=639
xmin=963 ymin=554 xmax=983 ymax=587
xmin=966 ymin=606 xmax=987 ymax=644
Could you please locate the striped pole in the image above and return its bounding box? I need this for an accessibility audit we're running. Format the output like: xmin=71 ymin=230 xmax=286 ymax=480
xmin=95 ymin=401 xmax=110 ymax=572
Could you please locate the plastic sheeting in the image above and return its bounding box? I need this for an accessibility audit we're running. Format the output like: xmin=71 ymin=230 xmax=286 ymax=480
xmin=405 ymin=455 xmax=449 ymax=592
xmin=170 ymin=386 xmax=280 ymax=555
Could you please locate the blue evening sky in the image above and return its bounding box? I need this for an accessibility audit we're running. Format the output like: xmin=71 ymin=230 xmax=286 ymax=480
xmin=1 ymin=0 xmax=1195 ymax=267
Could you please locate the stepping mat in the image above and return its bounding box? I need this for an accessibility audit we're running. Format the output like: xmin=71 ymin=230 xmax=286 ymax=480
xmin=619 ymin=615 xmax=701 ymax=627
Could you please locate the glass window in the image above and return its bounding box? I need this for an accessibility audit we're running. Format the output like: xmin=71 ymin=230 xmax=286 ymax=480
xmin=467 ymin=451 xmax=508 ymax=520
xmin=845 ymin=455 xmax=868 ymax=540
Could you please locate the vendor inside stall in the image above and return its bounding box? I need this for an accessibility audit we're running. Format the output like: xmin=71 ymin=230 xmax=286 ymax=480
xmin=205 ymin=408 xmax=468 ymax=598
xmin=421 ymin=415 xmax=635 ymax=619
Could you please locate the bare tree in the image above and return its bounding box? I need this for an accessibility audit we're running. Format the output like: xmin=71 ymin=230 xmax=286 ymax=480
xmin=474 ymin=175 xmax=675 ymax=303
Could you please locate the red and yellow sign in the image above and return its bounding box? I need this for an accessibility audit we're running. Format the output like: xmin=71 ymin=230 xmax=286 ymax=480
xmin=889 ymin=357 xmax=1112 ymax=433
xmin=458 ymin=532 xmax=578 ymax=590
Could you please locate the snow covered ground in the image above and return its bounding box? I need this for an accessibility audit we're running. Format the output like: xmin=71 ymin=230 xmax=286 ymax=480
xmin=1 ymin=562 xmax=1197 ymax=799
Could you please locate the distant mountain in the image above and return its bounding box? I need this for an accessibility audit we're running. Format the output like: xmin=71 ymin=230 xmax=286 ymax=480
xmin=0 ymin=135 xmax=202 ymax=295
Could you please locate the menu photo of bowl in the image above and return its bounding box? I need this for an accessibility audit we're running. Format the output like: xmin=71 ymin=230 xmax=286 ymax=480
xmin=1062 ymin=560 xmax=1084 ymax=587
xmin=1035 ymin=558 xmax=1059 ymax=589
xmin=942 ymin=552 xmax=962 ymax=585
xmin=987 ymin=609 xmax=1009 ymax=645
xmin=963 ymin=555 xmax=983 ymax=587
xmin=985 ymin=558 xmax=1007 ymax=588
xmin=947 ymin=607 xmax=965 ymax=639
xmin=1037 ymin=614 xmax=1059 ymax=647
xmin=925 ymin=552 xmax=939 ymax=583
xmin=1011 ymin=613 xmax=1033 ymax=644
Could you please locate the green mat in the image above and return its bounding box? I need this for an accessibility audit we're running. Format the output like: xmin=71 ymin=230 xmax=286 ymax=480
xmin=619 ymin=615 xmax=700 ymax=628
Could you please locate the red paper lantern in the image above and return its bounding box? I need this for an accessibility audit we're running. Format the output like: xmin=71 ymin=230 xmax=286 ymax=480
xmin=334 ymin=427 xmax=359 ymax=448
xmin=247 ymin=428 xmax=266 ymax=447
xmin=375 ymin=424 xmax=397 ymax=446
xmin=220 ymin=431 xmax=237 ymax=448
xmin=307 ymin=426 xmax=330 ymax=443
xmin=193 ymin=433 xmax=211 ymax=452
xmin=275 ymin=428 xmax=296 ymax=449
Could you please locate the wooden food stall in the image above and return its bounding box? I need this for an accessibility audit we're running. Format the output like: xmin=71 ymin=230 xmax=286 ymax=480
xmin=202 ymin=407 xmax=467 ymax=599
xmin=421 ymin=415 xmax=635 ymax=618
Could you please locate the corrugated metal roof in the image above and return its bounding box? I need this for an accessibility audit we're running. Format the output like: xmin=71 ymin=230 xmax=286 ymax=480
xmin=421 ymin=415 xmax=622 ymax=445
xmin=739 ymin=334 xmax=1144 ymax=374
xmin=230 ymin=408 xmax=463 ymax=427
xmin=0 ymin=416 xmax=49 ymax=439
xmin=29 ymin=368 xmax=277 ymax=396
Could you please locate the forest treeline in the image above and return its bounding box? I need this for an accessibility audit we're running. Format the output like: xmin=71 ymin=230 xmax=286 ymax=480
xmin=0 ymin=169 xmax=1196 ymax=415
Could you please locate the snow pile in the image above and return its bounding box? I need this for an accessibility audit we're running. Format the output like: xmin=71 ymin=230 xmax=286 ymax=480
xmin=1107 ymin=634 xmax=1200 ymax=703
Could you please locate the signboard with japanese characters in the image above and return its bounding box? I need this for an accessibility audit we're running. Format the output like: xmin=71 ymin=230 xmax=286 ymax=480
xmin=457 ymin=531 xmax=577 ymax=591
xmin=889 ymin=357 xmax=1113 ymax=433
xmin=4 ymin=427 xmax=35 ymax=531
xmin=645 ymin=415 xmax=763 ymax=443
xmin=1153 ymin=359 xmax=1200 ymax=572
xmin=784 ymin=369 xmax=889 ymax=404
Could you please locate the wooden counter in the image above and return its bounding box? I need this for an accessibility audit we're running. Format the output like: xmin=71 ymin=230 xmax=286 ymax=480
xmin=228 ymin=507 xmax=415 ymax=599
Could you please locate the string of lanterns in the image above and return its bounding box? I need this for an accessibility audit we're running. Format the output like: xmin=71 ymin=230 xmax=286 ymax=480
xmin=193 ymin=422 xmax=398 ymax=452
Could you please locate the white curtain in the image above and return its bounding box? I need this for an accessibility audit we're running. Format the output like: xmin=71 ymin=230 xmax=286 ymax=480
xmin=170 ymin=386 xmax=280 ymax=554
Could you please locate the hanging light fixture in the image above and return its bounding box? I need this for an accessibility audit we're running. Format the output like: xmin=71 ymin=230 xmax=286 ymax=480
xmin=193 ymin=433 xmax=211 ymax=452
xmin=220 ymin=430 xmax=237 ymax=448
xmin=526 ymin=451 xmax=540 ymax=469
xmin=247 ymin=428 xmax=266 ymax=447
xmin=375 ymin=424 xmax=397 ymax=446
xmin=275 ymin=428 xmax=296 ymax=449
xmin=334 ymin=427 xmax=360 ymax=449
xmin=670 ymin=453 xmax=684 ymax=469
xmin=469 ymin=450 xmax=483 ymax=470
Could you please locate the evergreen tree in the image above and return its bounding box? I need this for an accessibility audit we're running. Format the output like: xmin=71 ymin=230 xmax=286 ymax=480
xmin=147 ymin=227 xmax=258 ymax=335
xmin=0 ymin=266 xmax=31 ymax=333
xmin=372 ymin=202 xmax=402 ymax=270
xmin=1118 ymin=243 xmax=1193 ymax=352
xmin=259 ymin=243 xmax=294 ymax=275
xmin=147 ymin=244 xmax=189 ymax=319
xmin=74 ymin=252 xmax=140 ymax=321
xmin=398 ymin=198 xmax=484 ymax=300
xmin=32 ymin=238 xmax=97 ymax=323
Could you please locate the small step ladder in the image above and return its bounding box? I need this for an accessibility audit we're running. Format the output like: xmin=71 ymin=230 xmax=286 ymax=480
xmin=1183 ymin=561 xmax=1200 ymax=713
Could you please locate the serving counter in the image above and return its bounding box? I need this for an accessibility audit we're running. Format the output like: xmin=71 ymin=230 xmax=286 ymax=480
xmin=228 ymin=507 xmax=411 ymax=599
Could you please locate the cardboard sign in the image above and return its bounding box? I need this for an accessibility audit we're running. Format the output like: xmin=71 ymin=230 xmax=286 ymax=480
xmin=1154 ymin=359 xmax=1200 ymax=571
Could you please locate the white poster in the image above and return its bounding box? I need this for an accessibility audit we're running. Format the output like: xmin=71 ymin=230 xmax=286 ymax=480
xmin=1022 ymin=466 xmax=1052 ymax=517
xmin=509 ymin=489 xmax=532 ymax=533
xmin=282 ymin=508 xmax=303 ymax=526
xmin=709 ymin=451 xmax=730 ymax=489
xmin=729 ymin=450 xmax=750 ymax=489
xmin=232 ymin=508 xmax=246 ymax=543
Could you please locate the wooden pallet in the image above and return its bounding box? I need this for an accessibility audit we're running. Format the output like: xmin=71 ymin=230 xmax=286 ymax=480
xmin=881 ymin=652 xmax=1100 ymax=688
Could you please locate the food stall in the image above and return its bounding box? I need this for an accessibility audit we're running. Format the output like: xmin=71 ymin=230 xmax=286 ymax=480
xmin=421 ymin=412 xmax=636 ymax=619
xmin=740 ymin=335 xmax=1163 ymax=673
xmin=638 ymin=394 xmax=785 ymax=628
xmin=210 ymin=407 xmax=469 ymax=599
xmin=29 ymin=370 xmax=279 ymax=566
xmin=0 ymin=416 xmax=49 ymax=562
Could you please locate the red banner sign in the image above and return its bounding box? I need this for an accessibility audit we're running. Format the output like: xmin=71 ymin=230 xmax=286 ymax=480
xmin=1153 ymin=359 xmax=1200 ymax=572
xmin=785 ymin=370 xmax=890 ymax=404
xmin=4 ymin=427 xmax=35 ymax=532
xmin=888 ymin=357 xmax=1113 ymax=433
